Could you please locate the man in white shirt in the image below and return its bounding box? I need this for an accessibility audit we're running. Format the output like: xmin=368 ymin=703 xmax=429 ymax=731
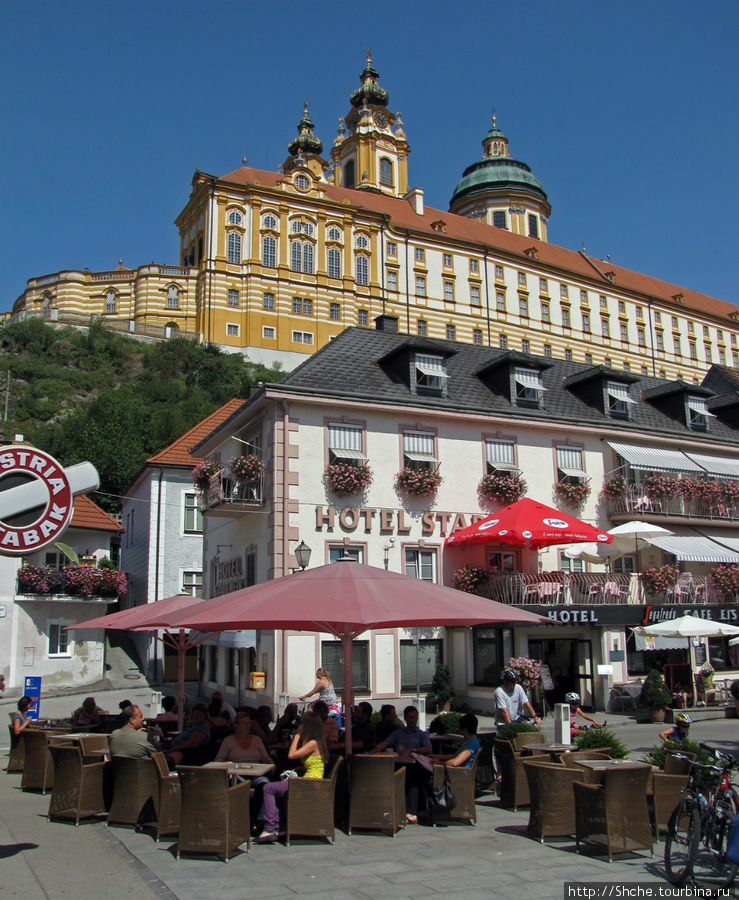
xmin=493 ymin=669 xmax=540 ymax=726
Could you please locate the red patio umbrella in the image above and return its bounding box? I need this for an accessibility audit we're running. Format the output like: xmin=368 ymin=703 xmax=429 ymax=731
xmin=68 ymin=594 xmax=209 ymax=729
xmin=444 ymin=497 xmax=613 ymax=549
xmin=161 ymin=559 xmax=553 ymax=755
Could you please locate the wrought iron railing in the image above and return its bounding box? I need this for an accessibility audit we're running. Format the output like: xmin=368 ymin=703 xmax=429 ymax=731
xmin=606 ymin=484 xmax=739 ymax=522
xmin=198 ymin=467 xmax=264 ymax=511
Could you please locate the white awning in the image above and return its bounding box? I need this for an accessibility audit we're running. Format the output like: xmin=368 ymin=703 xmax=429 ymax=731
xmin=514 ymin=368 xmax=547 ymax=390
xmin=698 ymin=534 xmax=739 ymax=555
xmin=687 ymin=397 xmax=716 ymax=418
xmin=489 ymin=461 xmax=521 ymax=472
xmin=558 ymin=466 xmax=588 ymax=479
xmin=648 ymin=534 xmax=739 ymax=563
xmin=329 ymin=447 xmax=368 ymax=460
xmin=607 ymin=382 xmax=636 ymax=403
xmin=683 ymin=452 xmax=739 ymax=478
xmin=633 ymin=629 xmax=689 ymax=652
xmin=607 ymin=441 xmax=703 ymax=473
xmin=404 ymin=451 xmax=438 ymax=462
xmin=415 ymin=362 xmax=449 ymax=378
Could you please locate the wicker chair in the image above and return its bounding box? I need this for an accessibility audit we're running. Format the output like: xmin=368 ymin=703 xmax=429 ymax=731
xmin=151 ymin=751 xmax=182 ymax=842
xmin=650 ymin=771 xmax=689 ymax=835
xmin=286 ymin=757 xmax=342 ymax=846
xmin=513 ymin=732 xmax=546 ymax=752
xmin=7 ymin=724 xmax=25 ymax=773
xmin=78 ymin=734 xmax=110 ymax=762
xmin=21 ymin=730 xmax=55 ymax=794
xmin=664 ymin=750 xmax=695 ymax=775
xmin=494 ymin=738 xmax=547 ymax=810
xmin=523 ymin=758 xmax=582 ymax=842
xmin=574 ymin=766 xmax=653 ymax=861
xmin=348 ymin=755 xmax=405 ymax=836
xmin=561 ymin=750 xmax=613 ymax=765
xmin=107 ymin=756 xmax=159 ymax=827
xmin=432 ymin=755 xmax=479 ymax=825
xmin=176 ymin=766 xmax=250 ymax=862
xmin=47 ymin=744 xmax=107 ymax=826
xmin=475 ymin=732 xmax=496 ymax=792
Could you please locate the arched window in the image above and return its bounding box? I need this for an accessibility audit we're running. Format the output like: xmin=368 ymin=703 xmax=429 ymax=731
xmin=327 ymin=247 xmax=341 ymax=279
xmin=262 ymin=235 xmax=276 ymax=268
xmin=295 ymin=174 xmax=310 ymax=191
xmin=344 ymin=160 xmax=355 ymax=188
xmin=227 ymin=232 xmax=241 ymax=263
xmin=355 ymin=234 xmax=369 ymax=249
xmin=43 ymin=292 xmax=52 ymax=313
xmin=105 ymin=289 xmax=116 ymax=314
xmin=302 ymin=242 xmax=313 ymax=274
xmin=380 ymin=157 xmax=393 ymax=186
xmin=356 ymin=255 xmax=369 ymax=286
xmin=167 ymin=285 xmax=179 ymax=309
xmin=291 ymin=220 xmax=303 ymax=234
xmin=262 ymin=214 xmax=278 ymax=230
xmin=227 ymin=210 xmax=242 ymax=225
xmin=291 ymin=241 xmax=313 ymax=274
xmin=327 ymin=227 xmax=342 ymax=242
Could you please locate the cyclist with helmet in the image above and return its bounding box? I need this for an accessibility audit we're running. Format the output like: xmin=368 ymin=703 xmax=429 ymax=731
xmin=659 ymin=713 xmax=692 ymax=744
xmin=493 ymin=668 xmax=541 ymax=726
xmin=565 ymin=692 xmax=605 ymax=736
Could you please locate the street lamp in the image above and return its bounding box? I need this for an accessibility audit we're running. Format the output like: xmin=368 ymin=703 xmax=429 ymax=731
xmin=294 ymin=540 xmax=311 ymax=571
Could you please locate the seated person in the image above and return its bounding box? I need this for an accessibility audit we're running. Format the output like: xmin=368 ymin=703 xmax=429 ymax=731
xmin=351 ymin=701 xmax=376 ymax=751
xmin=216 ymin=709 xmax=273 ymax=822
xmin=71 ymin=696 xmax=105 ymax=727
xmin=445 ymin=713 xmax=480 ymax=768
xmin=377 ymin=705 xmax=432 ymax=825
xmin=493 ymin=669 xmax=540 ymax=727
xmin=660 ymin=712 xmax=693 ymax=744
xmin=313 ymin=699 xmax=339 ymax=743
xmin=167 ymin=704 xmax=211 ymax=766
xmin=207 ymin=697 xmax=230 ymax=729
xmin=110 ymin=705 xmax=158 ymax=758
xmin=566 ymin=692 xmax=605 ymax=736
xmin=374 ymin=704 xmax=399 ymax=744
xmin=155 ymin=695 xmax=179 ymax=722
xmin=258 ymin=711 xmax=327 ymax=842
xmin=211 ymin=690 xmax=235 ymax=723
xmin=12 ymin=695 xmax=34 ymax=737
xmin=250 ymin=705 xmax=275 ymax=743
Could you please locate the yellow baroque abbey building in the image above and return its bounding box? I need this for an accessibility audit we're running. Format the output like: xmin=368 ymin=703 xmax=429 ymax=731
xmin=12 ymin=53 xmax=739 ymax=379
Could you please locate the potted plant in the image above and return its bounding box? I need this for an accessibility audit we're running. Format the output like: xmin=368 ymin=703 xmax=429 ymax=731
xmin=640 ymin=668 xmax=673 ymax=722
xmin=553 ymin=479 xmax=591 ymax=507
xmin=229 ymin=454 xmax=264 ymax=481
xmin=730 ymin=680 xmax=739 ymax=717
xmin=506 ymin=655 xmax=541 ymax=695
xmin=643 ymin=473 xmax=677 ymax=503
xmin=324 ymin=460 xmax=373 ymax=497
xmin=428 ymin=711 xmax=462 ymax=735
xmin=451 ymin=564 xmax=489 ymax=594
xmin=572 ymin=727 xmax=629 ymax=760
xmin=478 ymin=471 xmax=527 ymax=504
xmin=192 ymin=458 xmax=220 ymax=489
xmin=640 ymin=564 xmax=680 ymax=598
xmin=395 ymin=466 xmax=443 ymax=498
xmin=430 ymin=663 xmax=456 ymax=712
xmin=708 ymin=564 xmax=739 ymax=601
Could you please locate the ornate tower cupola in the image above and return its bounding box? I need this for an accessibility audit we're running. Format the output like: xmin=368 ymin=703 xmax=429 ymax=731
xmin=449 ymin=110 xmax=551 ymax=242
xmin=284 ymin=102 xmax=328 ymax=181
xmin=331 ymin=50 xmax=409 ymax=197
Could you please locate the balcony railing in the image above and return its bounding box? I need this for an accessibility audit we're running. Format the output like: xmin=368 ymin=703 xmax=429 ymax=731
xmin=606 ymin=483 xmax=739 ymax=522
xmin=472 ymin=570 xmax=729 ymax=606
xmin=197 ymin=467 xmax=264 ymax=512
xmin=16 ymin=564 xmax=126 ymax=601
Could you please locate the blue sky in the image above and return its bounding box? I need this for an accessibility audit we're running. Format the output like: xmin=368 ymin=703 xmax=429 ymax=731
xmin=2 ymin=2 xmax=737 ymax=311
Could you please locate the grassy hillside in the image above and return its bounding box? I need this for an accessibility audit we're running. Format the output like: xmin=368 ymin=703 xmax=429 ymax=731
xmin=0 ymin=319 xmax=284 ymax=512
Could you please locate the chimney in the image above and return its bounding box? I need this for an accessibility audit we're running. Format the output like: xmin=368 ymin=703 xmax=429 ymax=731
xmin=375 ymin=314 xmax=399 ymax=333
xmin=404 ymin=187 xmax=424 ymax=216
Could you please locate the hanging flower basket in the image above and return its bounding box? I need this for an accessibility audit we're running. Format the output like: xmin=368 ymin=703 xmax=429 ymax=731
xmin=18 ymin=564 xmax=127 ymax=598
xmin=506 ymin=656 xmax=541 ymax=694
xmin=325 ymin=460 xmax=373 ymax=497
xmin=452 ymin=564 xmax=489 ymax=594
xmin=600 ymin=474 xmax=627 ymax=502
xmin=192 ymin=458 xmax=220 ymax=489
xmin=708 ymin=563 xmax=739 ymax=598
xmin=18 ymin=565 xmax=64 ymax=595
xmin=229 ymin=454 xmax=264 ymax=481
xmin=643 ymin=473 xmax=677 ymax=502
xmin=395 ymin=466 xmax=443 ymax=498
xmin=478 ymin=471 xmax=527 ymax=504
xmin=554 ymin=479 xmax=591 ymax=507
xmin=640 ymin=564 xmax=680 ymax=596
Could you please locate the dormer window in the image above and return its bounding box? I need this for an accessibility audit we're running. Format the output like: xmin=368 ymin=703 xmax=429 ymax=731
xmin=415 ymin=354 xmax=448 ymax=392
xmin=514 ymin=367 xmax=545 ymax=407
xmin=607 ymin=381 xmax=635 ymax=419
xmin=402 ymin=430 xmax=437 ymax=470
xmin=328 ymin=423 xmax=366 ymax=465
xmin=686 ymin=396 xmax=715 ymax=431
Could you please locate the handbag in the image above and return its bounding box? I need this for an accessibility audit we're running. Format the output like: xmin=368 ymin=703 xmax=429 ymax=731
xmin=426 ymin=764 xmax=457 ymax=818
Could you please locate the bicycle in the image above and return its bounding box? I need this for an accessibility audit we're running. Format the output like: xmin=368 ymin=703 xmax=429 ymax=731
xmin=664 ymin=742 xmax=738 ymax=888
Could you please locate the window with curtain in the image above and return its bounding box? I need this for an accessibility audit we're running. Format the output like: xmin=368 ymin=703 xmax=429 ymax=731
xmin=328 ymin=422 xmax=365 ymax=465
xmin=402 ymin=431 xmax=436 ymax=470
xmin=485 ymin=439 xmax=518 ymax=474
xmin=555 ymin=445 xmax=586 ymax=482
xmin=404 ymin=548 xmax=437 ymax=582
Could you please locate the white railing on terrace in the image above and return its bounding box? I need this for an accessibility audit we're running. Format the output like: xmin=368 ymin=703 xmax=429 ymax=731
xmin=197 ymin=467 xmax=264 ymax=511
xmin=607 ymin=483 xmax=739 ymax=522
xmin=90 ymin=271 xmax=135 ymax=282
xmin=35 ymin=274 xmax=60 ymax=285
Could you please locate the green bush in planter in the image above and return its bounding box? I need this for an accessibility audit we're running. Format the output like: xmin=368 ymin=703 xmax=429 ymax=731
xmin=428 ymin=712 xmax=462 ymax=735
xmin=430 ymin=663 xmax=456 ymax=710
xmin=495 ymin=721 xmax=541 ymax=743
xmin=640 ymin=668 xmax=672 ymax=709
xmin=730 ymin=679 xmax=739 ymax=701
xmin=572 ymin=728 xmax=629 ymax=760
xmin=370 ymin=712 xmax=403 ymax=730
xmin=645 ymin=738 xmax=713 ymax=769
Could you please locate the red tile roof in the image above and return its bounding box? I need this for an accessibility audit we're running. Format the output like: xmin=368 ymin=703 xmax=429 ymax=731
xmin=147 ymin=399 xmax=245 ymax=468
xmin=218 ymin=166 xmax=738 ymax=322
xmin=71 ymin=494 xmax=123 ymax=532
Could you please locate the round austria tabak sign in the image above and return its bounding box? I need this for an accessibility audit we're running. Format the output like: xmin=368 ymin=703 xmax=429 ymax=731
xmin=0 ymin=446 xmax=74 ymax=554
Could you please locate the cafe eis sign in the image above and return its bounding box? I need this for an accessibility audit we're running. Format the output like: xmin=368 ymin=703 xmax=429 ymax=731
xmin=0 ymin=445 xmax=99 ymax=555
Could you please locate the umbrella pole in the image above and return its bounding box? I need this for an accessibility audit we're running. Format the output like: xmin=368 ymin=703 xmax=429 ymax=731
xmin=177 ymin=629 xmax=186 ymax=731
xmin=342 ymin=631 xmax=353 ymax=758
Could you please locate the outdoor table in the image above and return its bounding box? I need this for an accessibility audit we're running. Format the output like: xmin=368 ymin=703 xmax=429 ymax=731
xmin=572 ymin=758 xmax=651 ymax=784
xmin=429 ymin=733 xmax=463 ymax=754
xmin=203 ymin=761 xmax=275 ymax=779
xmin=530 ymin=743 xmax=573 ymax=760
xmin=46 ymin=732 xmax=92 ymax=742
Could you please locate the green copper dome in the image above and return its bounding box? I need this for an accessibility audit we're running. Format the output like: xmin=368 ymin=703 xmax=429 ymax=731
xmin=288 ymin=103 xmax=323 ymax=157
xmin=350 ymin=50 xmax=389 ymax=109
xmin=450 ymin=156 xmax=548 ymax=207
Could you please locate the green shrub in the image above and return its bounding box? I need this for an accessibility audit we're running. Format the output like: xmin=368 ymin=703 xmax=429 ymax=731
xmin=428 ymin=712 xmax=462 ymax=735
xmin=430 ymin=663 xmax=456 ymax=710
xmin=645 ymin=738 xmax=713 ymax=769
xmin=369 ymin=712 xmax=403 ymax=729
xmin=640 ymin=668 xmax=672 ymax=709
xmin=730 ymin=680 xmax=739 ymax=701
xmin=573 ymin=728 xmax=629 ymax=759
xmin=495 ymin=721 xmax=541 ymax=743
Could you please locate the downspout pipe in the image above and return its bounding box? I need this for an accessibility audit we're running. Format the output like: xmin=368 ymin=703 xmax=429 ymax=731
xmin=153 ymin=467 xmax=163 ymax=681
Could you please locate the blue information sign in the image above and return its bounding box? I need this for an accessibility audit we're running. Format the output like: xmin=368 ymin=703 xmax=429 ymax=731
xmin=23 ymin=676 xmax=41 ymax=721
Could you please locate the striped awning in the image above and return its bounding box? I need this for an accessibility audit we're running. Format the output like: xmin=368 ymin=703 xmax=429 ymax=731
xmin=329 ymin=447 xmax=368 ymax=461
xmin=684 ymin=452 xmax=739 ymax=478
xmin=607 ymin=441 xmax=703 ymax=473
xmin=648 ymin=534 xmax=739 ymax=563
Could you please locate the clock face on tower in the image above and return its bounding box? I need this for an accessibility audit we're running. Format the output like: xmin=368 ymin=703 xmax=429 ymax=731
xmin=374 ymin=111 xmax=388 ymax=129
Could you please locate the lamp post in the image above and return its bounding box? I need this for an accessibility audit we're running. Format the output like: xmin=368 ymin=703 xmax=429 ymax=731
xmin=294 ymin=540 xmax=311 ymax=571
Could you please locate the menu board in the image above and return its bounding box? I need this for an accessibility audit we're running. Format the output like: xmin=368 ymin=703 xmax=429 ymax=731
xmin=539 ymin=664 xmax=554 ymax=691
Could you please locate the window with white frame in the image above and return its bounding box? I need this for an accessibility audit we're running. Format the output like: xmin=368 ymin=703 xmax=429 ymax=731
xmin=292 ymin=330 xmax=313 ymax=344
xmin=402 ymin=430 xmax=437 ymax=471
xmin=496 ymin=291 xmax=506 ymax=312
xmin=262 ymin=214 xmax=278 ymax=230
xmin=263 ymin=292 xmax=275 ymax=310
xmin=400 ymin=638 xmax=443 ymax=690
xmin=105 ymin=289 xmax=116 ymax=314
xmin=49 ymin=622 xmax=70 ymax=657
xmin=562 ymin=307 xmax=571 ymax=328
xmin=556 ymin=445 xmax=587 ymax=483
xmin=387 ymin=269 xmax=398 ymax=291
xmin=493 ymin=210 xmax=507 ymax=229
xmin=262 ymin=326 xmax=276 ymax=340
xmin=444 ymin=281 xmax=454 ymax=303
xmin=443 ymin=253 xmax=453 ymax=267
xmin=358 ymin=309 xmax=368 ymax=327
xmin=330 ymin=302 xmax=341 ymax=321
xmin=356 ymin=256 xmax=369 ymax=286
xmin=291 ymin=241 xmax=313 ymax=274
xmin=514 ymin=367 xmax=545 ymax=406
xmin=228 ymin=210 xmax=242 ymax=225
xmin=607 ymin=381 xmax=634 ymax=419
xmin=522 ymin=339 xmax=530 ymax=353
xmin=182 ymin=571 xmax=202 ymax=598
xmin=226 ymin=323 xmax=239 ymax=337
xmin=167 ymin=285 xmax=179 ymax=309
xmin=470 ymin=259 xmax=480 ymax=274
xmin=687 ymin=396 xmax=714 ymax=431
xmin=329 ymin=545 xmax=363 ymax=563
xmin=499 ymin=334 xmax=508 ymax=349
xmin=262 ymin=235 xmax=276 ymax=268
xmin=379 ymin=157 xmax=393 ymax=185
xmin=417 ymin=320 xmax=427 ymax=336
xmin=404 ymin=547 xmax=437 ymax=582
xmin=328 ymin=226 xmax=342 ymax=242
xmin=184 ymin=492 xmax=203 ymax=533
xmin=321 ymin=640 xmax=368 ymax=690
xmin=470 ymin=285 xmax=481 ymax=306
xmin=446 ymin=324 xmax=456 ymax=340
xmin=415 ymin=247 xmax=425 ymax=263
xmin=227 ymin=289 xmax=239 ymax=307
xmin=295 ymin=174 xmax=310 ymax=190
xmin=601 ymin=317 xmax=610 ymax=338
xmin=415 ymin=276 xmax=426 ymax=297
xmin=544 ymin=344 xmax=552 ymax=358
xmin=387 ymin=241 xmax=397 ymax=256
xmin=328 ymin=422 xmax=366 ymax=466
xmin=327 ymin=247 xmax=341 ymax=279
xmin=473 ymin=328 xmax=483 ymax=345
xmin=559 ymin=553 xmax=584 ymax=573
xmin=227 ymin=233 xmax=241 ymax=264
xmin=415 ymin=353 xmax=447 ymax=391
xmin=355 ymin=234 xmax=369 ymax=250
xmin=485 ymin=439 xmax=519 ymax=476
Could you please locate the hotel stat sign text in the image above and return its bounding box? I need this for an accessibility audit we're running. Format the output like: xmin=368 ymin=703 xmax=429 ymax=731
xmin=315 ymin=505 xmax=481 ymax=537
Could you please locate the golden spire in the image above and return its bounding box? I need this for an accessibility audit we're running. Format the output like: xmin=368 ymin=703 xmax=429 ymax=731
xmin=366 ymin=48 xmax=372 ymax=66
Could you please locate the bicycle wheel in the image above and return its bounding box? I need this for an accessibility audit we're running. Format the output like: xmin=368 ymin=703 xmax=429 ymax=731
xmin=711 ymin=798 xmax=738 ymax=888
xmin=665 ymin=802 xmax=700 ymax=885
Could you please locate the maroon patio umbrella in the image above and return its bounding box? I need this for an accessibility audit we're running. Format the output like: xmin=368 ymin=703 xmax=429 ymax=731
xmin=68 ymin=594 xmax=209 ymax=729
xmin=162 ymin=559 xmax=553 ymax=755
xmin=444 ymin=497 xmax=613 ymax=549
